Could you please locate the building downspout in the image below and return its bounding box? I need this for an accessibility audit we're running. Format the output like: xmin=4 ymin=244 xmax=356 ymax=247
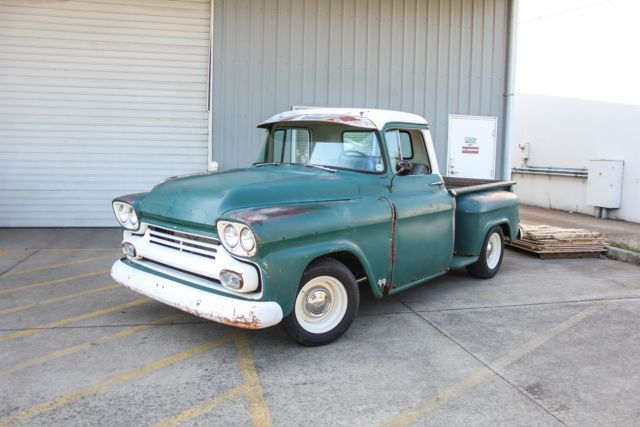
xmin=207 ymin=0 xmax=219 ymax=172
xmin=502 ymin=0 xmax=519 ymax=180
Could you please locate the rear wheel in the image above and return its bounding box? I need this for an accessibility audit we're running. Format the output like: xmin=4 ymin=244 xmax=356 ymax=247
xmin=283 ymin=258 xmax=359 ymax=346
xmin=466 ymin=226 xmax=505 ymax=279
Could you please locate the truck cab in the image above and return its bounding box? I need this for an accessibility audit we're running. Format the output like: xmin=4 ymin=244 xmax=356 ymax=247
xmin=111 ymin=108 xmax=519 ymax=345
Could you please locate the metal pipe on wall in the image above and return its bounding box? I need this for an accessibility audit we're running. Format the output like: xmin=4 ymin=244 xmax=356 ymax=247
xmin=502 ymin=0 xmax=519 ymax=180
xmin=511 ymin=166 xmax=588 ymax=178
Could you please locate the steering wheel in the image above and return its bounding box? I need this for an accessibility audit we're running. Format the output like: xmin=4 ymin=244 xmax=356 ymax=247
xmin=342 ymin=150 xmax=368 ymax=158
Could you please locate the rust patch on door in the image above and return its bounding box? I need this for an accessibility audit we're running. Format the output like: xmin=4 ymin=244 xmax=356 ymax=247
xmin=378 ymin=196 xmax=397 ymax=295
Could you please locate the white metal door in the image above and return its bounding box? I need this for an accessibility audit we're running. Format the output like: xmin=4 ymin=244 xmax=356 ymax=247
xmin=447 ymin=115 xmax=497 ymax=179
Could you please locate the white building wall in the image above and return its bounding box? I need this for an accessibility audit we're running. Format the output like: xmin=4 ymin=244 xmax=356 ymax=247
xmin=511 ymin=93 xmax=640 ymax=223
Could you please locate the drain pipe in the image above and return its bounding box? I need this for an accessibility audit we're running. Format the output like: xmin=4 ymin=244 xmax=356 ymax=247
xmin=502 ymin=0 xmax=519 ymax=180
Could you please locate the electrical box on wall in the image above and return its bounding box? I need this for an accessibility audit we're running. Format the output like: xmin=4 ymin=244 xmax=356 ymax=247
xmin=587 ymin=160 xmax=624 ymax=208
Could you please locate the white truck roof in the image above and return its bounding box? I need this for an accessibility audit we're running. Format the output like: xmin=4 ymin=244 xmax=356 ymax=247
xmin=259 ymin=108 xmax=428 ymax=130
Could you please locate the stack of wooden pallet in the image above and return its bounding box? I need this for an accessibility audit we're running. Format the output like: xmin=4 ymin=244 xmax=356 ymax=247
xmin=509 ymin=223 xmax=608 ymax=259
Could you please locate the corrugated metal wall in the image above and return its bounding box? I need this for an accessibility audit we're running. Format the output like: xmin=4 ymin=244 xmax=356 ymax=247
xmin=0 ymin=0 xmax=210 ymax=226
xmin=212 ymin=0 xmax=509 ymax=173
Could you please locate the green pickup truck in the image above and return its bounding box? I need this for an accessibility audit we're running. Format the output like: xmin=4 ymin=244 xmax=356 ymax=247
xmin=111 ymin=109 xmax=519 ymax=345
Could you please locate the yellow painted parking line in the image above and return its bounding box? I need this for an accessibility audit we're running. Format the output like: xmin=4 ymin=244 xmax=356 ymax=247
xmin=0 ymin=269 xmax=110 ymax=296
xmin=491 ymin=304 xmax=600 ymax=370
xmin=0 ymin=283 xmax=121 ymax=316
xmin=382 ymin=304 xmax=602 ymax=426
xmin=236 ymin=333 xmax=273 ymax=427
xmin=152 ymin=333 xmax=272 ymax=427
xmin=40 ymin=248 xmax=119 ymax=252
xmin=0 ymin=313 xmax=187 ymax=378
xmin=0 ymin=336 xmax=231 ymax=427
xmin=0 ymin=298 xmax=148 ymax=343
xmin=380 ymin=303 xmax=603 ymax=427
xmin=2 ymin=254 xmax=117 ymax=278
xmin=153 ymin=385 xmax=247 ymax=427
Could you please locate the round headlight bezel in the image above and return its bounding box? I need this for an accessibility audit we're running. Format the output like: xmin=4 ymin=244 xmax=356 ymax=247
xmin=112 ymin=201 xmax=139 ymax=230
xmin=217 ymin=221 xmax=257 ymax=257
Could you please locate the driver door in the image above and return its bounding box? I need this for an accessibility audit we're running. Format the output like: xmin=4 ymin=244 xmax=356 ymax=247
xmin=385 ymin=129 xmax=454 ymax=291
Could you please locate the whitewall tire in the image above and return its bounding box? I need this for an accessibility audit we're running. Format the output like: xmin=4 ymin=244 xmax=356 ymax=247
xmin=467 ymin=226 xmax=505 ymax=279
xmin=283 ymin=258 xmax=359 ymax=346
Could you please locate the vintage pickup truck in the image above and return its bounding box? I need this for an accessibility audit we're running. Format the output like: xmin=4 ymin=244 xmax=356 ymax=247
xmin=111 ymin=108 xmax=519 ymax=345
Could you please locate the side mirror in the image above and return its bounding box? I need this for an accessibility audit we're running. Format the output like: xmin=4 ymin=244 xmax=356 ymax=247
xmin=395 ymin=160 xmax=412 ymax=176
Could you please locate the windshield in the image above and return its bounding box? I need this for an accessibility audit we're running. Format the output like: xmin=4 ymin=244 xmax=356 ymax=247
xmin=258 ymin=124 xmax=385 ymax=173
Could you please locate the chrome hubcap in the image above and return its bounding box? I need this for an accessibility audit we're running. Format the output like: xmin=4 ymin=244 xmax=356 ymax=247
xmin=305 ymin=288 xmax=332 ymax=317
xmin=295 ymin=276 xmax=349 ymax=334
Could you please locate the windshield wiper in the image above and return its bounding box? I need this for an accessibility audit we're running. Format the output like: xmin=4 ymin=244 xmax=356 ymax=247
xmin=253 ymin=162 xmax=281 ymax=167
xmin=290 ymin=163 xmax=336 ymax=173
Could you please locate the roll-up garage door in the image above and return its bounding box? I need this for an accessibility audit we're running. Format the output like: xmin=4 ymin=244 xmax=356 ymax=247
xmin=0 ymin=0 xmax=211 ymax=226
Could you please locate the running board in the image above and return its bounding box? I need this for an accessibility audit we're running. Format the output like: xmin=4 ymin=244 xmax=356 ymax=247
xmin=449 ymin=255 xmax=479 ymax=269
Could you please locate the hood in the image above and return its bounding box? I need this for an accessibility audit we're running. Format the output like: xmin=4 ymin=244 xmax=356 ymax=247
xmin=140 ymin=166 xmax=361 ymax=227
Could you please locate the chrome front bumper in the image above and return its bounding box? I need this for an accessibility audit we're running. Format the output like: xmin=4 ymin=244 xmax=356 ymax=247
xmin=111 ymin=259 xmax=283 ymax=329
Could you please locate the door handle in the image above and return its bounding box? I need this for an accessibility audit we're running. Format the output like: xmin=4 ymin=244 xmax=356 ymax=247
xmin=430 ymin=180 xmax=444 ymax=186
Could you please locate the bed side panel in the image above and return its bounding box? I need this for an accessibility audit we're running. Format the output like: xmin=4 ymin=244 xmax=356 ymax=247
xmin=454 ymin=191 xmax=519 ymax=256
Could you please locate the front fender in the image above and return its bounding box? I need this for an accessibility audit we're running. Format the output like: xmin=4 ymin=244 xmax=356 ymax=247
xmin=255 ymin=240 xmax=385 ymax=316
xmin=223 ymin=198 xmax=394 ymax=315
xmin=113 ymin=192 xmax=149 ymax=213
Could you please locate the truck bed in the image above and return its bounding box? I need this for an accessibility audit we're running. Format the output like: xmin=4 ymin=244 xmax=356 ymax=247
xmin=444 ymin=177 xmax=517 ymax=196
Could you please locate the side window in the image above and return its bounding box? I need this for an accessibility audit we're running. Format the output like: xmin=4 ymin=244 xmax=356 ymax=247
xmin=387 ymin=128 xmax=433 ymax=175
xmin=399 ymin=131 xmax=413 ymax=159
xmin=385 ymin=130 xmax=401 ymax=165
xmin=411 ymin=130 xmax=431 ymax=173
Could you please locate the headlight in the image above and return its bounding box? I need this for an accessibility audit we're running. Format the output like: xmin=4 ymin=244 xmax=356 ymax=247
xmin=240 ymin=228 xmax=255 ymax=251
xmin=223 ymin=224 xmax=239 ymax=248
xmin=116 ymin=204 xmax=129 ymax=223
xmin=217 ymin=221 xmax=257 ymax=257
xmin=112 ymin=201 xmax=139 ymax=230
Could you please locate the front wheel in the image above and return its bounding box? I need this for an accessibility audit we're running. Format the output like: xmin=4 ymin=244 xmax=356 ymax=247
xmin=283 ymin=258 xmax=359 ymax=346
xmin=466 ymin=226 xmax=505 ymax=279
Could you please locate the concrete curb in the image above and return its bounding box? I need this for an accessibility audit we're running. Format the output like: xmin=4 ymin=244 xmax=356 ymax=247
xmin=606 ymin=246 xmax=640 ymax=266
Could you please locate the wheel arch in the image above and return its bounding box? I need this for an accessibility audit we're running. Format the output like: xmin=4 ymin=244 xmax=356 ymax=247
xmin=309 ymin=251 xmax=367 ymax=282
xmin=306 ymin=248 xmax=380 ymax=298
xmin=482 ymin=218 xmax=512 ymax=245
xmin=259 ymin=240 xmax=385 ymax=318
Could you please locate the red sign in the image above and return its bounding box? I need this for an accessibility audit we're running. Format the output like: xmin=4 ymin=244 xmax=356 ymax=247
xmin=462 ymin=146 xmax=479 ymax=154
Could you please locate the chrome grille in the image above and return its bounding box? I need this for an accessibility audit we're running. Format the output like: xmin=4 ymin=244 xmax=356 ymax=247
xmin=147 ymin=225 xmax=219 ymax=260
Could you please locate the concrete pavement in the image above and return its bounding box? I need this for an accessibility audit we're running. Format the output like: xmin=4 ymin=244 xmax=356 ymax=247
xmin=1 ymin=228 xmax=639 ymax=426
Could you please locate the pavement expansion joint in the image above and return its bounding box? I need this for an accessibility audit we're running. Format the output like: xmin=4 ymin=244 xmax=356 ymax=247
xmin=384 ymin=296 xmax=597 ymax=426
xmin=0 ymin=249 xmax=40 ymax=277
xmin=414 ymin=295 xmax=640 ymax=313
